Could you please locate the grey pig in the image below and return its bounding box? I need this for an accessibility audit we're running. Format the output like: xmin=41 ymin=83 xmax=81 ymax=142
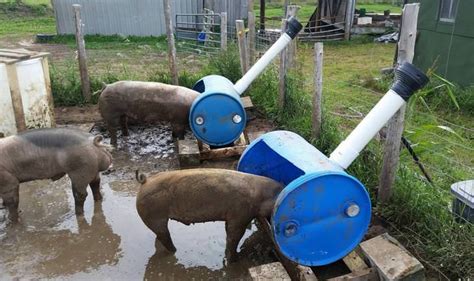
xmin=0 ymin=128 xmax=112 ymax=221
xmin=98 ymin=81 xmax=199 ymax=146
xmin=135 ymin=168 xmax=283 ymax=262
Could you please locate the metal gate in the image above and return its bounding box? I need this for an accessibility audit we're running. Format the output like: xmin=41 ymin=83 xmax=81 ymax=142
xmin=175 ymin=11 xmax=223 ymax=54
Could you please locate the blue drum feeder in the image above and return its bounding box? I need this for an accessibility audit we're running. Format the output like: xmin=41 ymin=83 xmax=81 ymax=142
xmin=238 ymin=62 xmax=429 ymax=266
xmin=190 ymin=18 xmax=303 ymax=146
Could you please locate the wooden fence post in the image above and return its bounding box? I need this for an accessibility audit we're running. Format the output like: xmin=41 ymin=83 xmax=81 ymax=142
xmin=220 ymin=12 xmax=227 ymax=51
xmin=286 ymin=5 xmax=300 ymax=68
xmin=312 ymin=42 xmax=323 ymax=139
xmin=163 ymin=0 xmax=179 ymax=85
xmin=247 ymin=11 xmax=256 ymax=66
xmin=378 ymin=3 xmax=420 ymax=204
xmin=344 ymin=0 xmax=355 ymax=40
xmin=72 ymin=4 xmax=91 ymax=102
xmin=278 ymin=19 xmax=288 ymax=110
xmin=236 ymin=20 xmax=249 ymax=74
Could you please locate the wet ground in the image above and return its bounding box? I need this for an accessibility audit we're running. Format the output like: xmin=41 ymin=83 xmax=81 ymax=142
xmin=0 ymin=123 xmax=276 ymax=280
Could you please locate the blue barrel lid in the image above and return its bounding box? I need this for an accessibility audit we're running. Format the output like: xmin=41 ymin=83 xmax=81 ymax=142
xmin=272 ymin=171 xmax=371 ymax=266
xmin=190 ymin=75 xmax=246 ymax=146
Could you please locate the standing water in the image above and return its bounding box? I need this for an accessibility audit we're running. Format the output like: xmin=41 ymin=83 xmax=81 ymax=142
xmin=0 ymin=124 xmax=275 ymax=280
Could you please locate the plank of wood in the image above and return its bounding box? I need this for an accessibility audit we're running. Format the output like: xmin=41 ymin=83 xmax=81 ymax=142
xmin=327 ymin=268 xmax=378 ymax=281
xmin=0 ymin=48 xmax=33 ymax=54
xmin=360 ymin=233 xmax=425 ymax=281
xmin=0 ymin=51 xmax=30 ymax=59
xmin=41 ymin=57 xmax=56 ymax=127
xmin=378 ymin=3 xmax=420 ymax=204
xmin=199 ymin=145 xmax=247 ymax=160
xmin=241 ymin=96 xmax=254 ymax=109
xmin=249 ymin=262 xmax=291 ymax=281
xmin=73 ymin=4 xmax=91 ymax=102
xmin=177 ymin=138 xmax=201 ymax=167
xmin=5 ymin=64 xmax=26 ymax=131
xmin=342 ymin=250 xmax=369 ymax=273
xmin=0 ymin=57 xmax=19 ymax=64
xmin=246 ymin=130 xmax=266 ymax=143
xmin=234 ymin=132 xmax=247 ymax=146
xmin=256 ymin=218 xmax=319 ymax=281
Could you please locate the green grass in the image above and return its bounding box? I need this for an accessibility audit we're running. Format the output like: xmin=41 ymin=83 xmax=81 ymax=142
xmin=253 ymin=2 xmax=402 ymax=21
xmin=47 ymin=34 xmax=168 ymax=50
xmin=0 ymin=0 xmax=55 ymax=36
xmin=242 ymin=39 xmax=473 ymax=279
xmin=357 ymin=3 xmax=402 ymax=13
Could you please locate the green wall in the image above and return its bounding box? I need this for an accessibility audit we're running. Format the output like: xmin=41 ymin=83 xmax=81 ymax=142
xmin=410 ymin=0 xmax=474 ymax=86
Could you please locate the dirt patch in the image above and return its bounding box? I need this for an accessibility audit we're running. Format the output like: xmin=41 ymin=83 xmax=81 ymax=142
xmin=55 ymin=105 xmax=102 ymax=124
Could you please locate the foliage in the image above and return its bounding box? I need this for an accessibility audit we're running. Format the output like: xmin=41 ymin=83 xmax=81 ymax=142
xmin=205 ymin=44 xmax=242 ymax=83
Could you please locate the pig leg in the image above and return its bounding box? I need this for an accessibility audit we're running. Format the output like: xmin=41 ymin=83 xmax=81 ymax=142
xmin=69 ymin=173 xmax=92 ymax=215
xmin=89 ymin=174 xmax=103 ymax=201
xmin=147 ymin=219 xmax=177 ymax=252
xmin=172 ymin=124 xmax=185 ymax=140
xmin=0 ymin=172 xmax=20 ymax=222
xmin=225 ymin=218 xmax=252 ymax=262
xmin=120 ymin=115 xmax=129 ymax=137
xmin=108 ymin=125 xmax=118 ymax=147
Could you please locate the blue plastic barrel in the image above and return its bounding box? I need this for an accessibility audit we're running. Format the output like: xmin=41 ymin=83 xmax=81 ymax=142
xmin=238 ymin=131 xmax=371 ymax=266
xmin=190 ymin=75 xmax=246 ymax=146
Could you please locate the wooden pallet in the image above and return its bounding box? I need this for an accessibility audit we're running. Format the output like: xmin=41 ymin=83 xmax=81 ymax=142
xmin=177 ymin=96 xmax=259 ymax=166
xmin=250 ymin=218 xmax=425 ymax=281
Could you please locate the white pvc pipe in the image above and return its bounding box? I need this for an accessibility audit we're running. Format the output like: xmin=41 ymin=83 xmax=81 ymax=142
xmin=329 ymin=89 xmax=406 ymax=169
xmin=234 ymin=33 xmax=292 ymax=95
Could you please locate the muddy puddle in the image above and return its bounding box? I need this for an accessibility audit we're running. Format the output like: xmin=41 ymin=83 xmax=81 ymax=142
xmin=0 ymin=125 xmax=275 ymax=280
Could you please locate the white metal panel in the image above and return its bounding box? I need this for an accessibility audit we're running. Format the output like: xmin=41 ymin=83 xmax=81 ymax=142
xmin=15 ymin=58 xmax=54 ymax=130
xmin=0 ymin=64 xmax=17 ymax=136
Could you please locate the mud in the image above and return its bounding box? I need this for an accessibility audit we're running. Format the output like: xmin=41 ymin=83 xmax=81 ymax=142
xmin=0 ymin=124 xmax=276 ymax=280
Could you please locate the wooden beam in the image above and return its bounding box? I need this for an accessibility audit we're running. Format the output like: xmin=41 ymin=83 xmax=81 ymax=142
xmin=5 ymin=64 xmax=26 ymax=132
xmin=378 ymin=3 xmax=420 ymax=204
xmin=220 ymin=12 xmax=228 ymax=50
xmin=259 ymin=0 xmax=266 ymax=30
xmin=72 ymin=4 xmax=91 ymax=102
xmin=312 ymin=42 xmax=323 ymax=139
xmin=163 ymin=0 xmax=179 ymax=85
xmin=248 ymin=11 xmax=256 ymax=65
xmin=236 ymin=20 xmax=249 ymax=74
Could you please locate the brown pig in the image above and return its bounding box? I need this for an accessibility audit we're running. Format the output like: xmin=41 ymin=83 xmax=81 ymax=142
xmin=135 ymin=168 xmax=283 ymax=262
xmin=0 ymin=128 xmax=112 ymax=221
xmin=98 ymin=81 xmax=200 ymax=146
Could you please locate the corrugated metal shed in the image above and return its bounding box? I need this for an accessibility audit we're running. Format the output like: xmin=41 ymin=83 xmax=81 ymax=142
xmin=53 ymin=0 xmax=248 ymax=36
xmin=410 ymin=0 xmax=474 ymax=86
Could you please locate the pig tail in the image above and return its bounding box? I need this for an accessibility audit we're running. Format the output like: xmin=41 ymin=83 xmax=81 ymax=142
xmin=136 ymin=170 xmax=147 ymax=184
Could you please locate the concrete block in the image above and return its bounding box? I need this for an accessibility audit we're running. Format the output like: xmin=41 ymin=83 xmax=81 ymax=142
xmin=360 ymin=233 xmax=425 ymax=281
xmin=249 ymin=262 xmax=291 ymax=281
xmin=177 ymin=138 xmax=200 ymax=167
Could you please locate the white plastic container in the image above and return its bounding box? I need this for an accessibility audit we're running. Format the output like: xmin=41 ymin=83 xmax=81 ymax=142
xmin=0 ymin=49 xmax=55 ymax=137
xmin=451 ymin=180 xmax=474 ymax=223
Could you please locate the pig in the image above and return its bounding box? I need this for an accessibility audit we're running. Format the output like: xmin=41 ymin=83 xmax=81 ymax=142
xmin=98 ymin=81 xmax=200 ymax=146
xmin=135 ymin=168 xmax=284 ymax=262
xmin=0 ymin=128 xmax=113 ymax=222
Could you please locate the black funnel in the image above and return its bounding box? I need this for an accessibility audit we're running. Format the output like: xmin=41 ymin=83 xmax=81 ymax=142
xmin=391 ymin=62 xmax=429 ymax=101
xmin=286 ymin=17 xmax=303 ymax=39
